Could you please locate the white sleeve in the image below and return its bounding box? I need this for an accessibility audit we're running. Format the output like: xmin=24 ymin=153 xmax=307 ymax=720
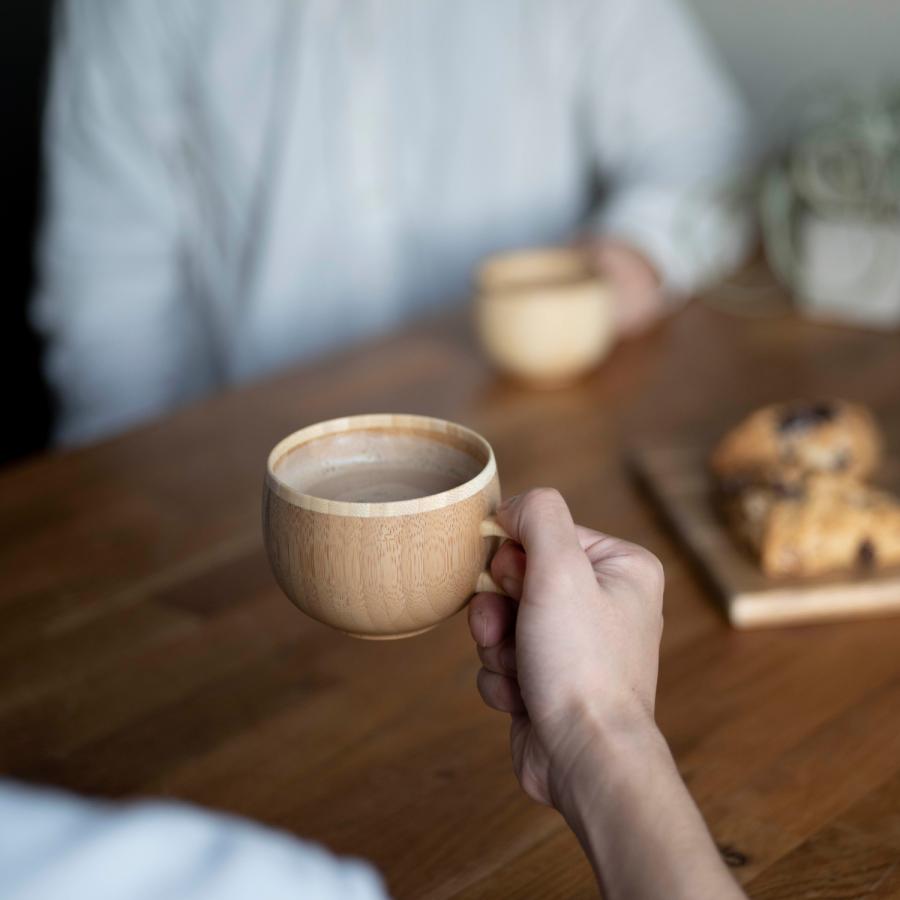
xmin=585 ymin=0 xmax=756 ymax=297
xmin=31 ymin=0 xmax=213 ymax=446
xmin=0 ymin=780 xmax=388 ymax=900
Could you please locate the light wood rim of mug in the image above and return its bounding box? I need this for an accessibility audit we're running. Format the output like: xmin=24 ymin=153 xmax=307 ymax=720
xmin=476 ymin=278 xmax=612 ymax=307
xmin=476 ymin=246 xmax=594 ymax=293
xmin=266 ymin=413 xmax=497 ymax=518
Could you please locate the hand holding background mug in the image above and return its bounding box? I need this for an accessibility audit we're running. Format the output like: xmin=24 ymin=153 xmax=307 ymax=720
xmin=473 ymin=240 xmax=666 ymax=388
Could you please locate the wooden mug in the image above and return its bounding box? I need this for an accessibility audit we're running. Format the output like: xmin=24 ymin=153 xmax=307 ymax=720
xmin=475 ymin=246 xmax=614 ymax=387
xmin=263 ymin=414 xmax=509 ymax=639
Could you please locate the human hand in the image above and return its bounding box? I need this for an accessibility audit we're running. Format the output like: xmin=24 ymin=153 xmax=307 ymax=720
xmin=587 ymin=238 xmax=666 ymax=337
xmin=469 ymin=488 xmax=665 ymax=808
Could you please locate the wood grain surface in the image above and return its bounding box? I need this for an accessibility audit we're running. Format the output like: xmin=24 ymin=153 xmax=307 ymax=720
xmin=633 ymin=444 xmax=900 ymax=628
xmin=3 ymin=281 xmax=900 ymax=898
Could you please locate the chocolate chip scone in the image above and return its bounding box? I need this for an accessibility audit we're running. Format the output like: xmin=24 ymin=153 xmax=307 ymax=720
xmin=710 ymin=400 xmax=882 ymax=489
xmin=726 ymin=475 xmax=900 ymax=577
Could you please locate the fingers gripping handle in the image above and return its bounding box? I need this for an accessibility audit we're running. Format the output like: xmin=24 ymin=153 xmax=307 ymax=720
xmin=476 ymin=515 xmax=512 ymax=596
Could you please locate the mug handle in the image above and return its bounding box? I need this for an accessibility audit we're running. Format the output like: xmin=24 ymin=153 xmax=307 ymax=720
xmin=476 ymin=515 xmax=512 ymax=595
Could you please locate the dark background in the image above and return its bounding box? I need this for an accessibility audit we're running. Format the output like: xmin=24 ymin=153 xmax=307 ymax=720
xmin=2 ymin=0 xmax=55 ymax=467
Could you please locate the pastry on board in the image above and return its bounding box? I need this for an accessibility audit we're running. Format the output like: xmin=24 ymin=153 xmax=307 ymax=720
xmin=722 ymin=474 xmax=900 ymax=578
xmin=710 ymin=400 xmax=882 ymax=489
xmin=711 ymin=400 xmax=898 ymax=578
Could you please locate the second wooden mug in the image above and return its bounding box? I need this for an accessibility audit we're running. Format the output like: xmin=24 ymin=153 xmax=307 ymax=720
xmin=263 ymin=413 xmax=509 ymax=639
xmin=475 ymin=246 xmax=615 ymax=386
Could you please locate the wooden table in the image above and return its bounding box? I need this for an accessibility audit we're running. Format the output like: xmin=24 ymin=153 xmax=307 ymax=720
xmin=3 ymin=291 xmax=900 ymax=898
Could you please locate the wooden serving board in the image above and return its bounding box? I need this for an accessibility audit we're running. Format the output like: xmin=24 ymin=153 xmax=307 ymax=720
xmin=632 ymin=444 xmax=900 ymax=629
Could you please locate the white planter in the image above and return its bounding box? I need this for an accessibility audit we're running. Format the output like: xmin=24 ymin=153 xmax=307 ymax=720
xmin=796 ymin=214 xmax=900 ymax=328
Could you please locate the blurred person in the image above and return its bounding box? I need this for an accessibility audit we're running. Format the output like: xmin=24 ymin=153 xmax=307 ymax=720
xmin=0 ymin=490 xmax=744 ymax=899
xmin=32 ymin=0 xmax=753 ymax=445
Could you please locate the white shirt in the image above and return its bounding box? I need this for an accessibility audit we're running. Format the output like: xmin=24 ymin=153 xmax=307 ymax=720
xmin=33 ymin=0 xmax=752 ymax=445
xmin=0 ymin=780 xmax=387 ymax=900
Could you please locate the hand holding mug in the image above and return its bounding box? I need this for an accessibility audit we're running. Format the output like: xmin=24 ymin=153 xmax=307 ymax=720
xmin=469 ymin=488 xmax=665 ymax=806
xmin=469 ymin=489 xmax=745 ymax=900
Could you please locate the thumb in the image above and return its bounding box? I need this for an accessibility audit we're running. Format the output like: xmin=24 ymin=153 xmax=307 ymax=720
xmin=496 ymin=489 xmax=585 ymax=568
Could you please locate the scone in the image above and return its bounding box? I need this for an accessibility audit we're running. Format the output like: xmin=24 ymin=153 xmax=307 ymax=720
xmin=710 ymin=400 xmax=882 ymax=488
xmin=725 ymin=475 xmax=900 ymax=577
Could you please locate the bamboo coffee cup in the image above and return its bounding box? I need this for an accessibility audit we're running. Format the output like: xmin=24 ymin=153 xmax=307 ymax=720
xmin=475 ymin=246 xmax=615 ymax=386
xmin=263 ymin=414 xmax=509 ymax=639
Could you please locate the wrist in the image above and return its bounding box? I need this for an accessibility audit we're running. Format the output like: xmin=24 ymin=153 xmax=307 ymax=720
xmin=547 ymin=708 xmax=744 ymax=900
xmin=547 ymin=703 xmax=669 ymax=823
